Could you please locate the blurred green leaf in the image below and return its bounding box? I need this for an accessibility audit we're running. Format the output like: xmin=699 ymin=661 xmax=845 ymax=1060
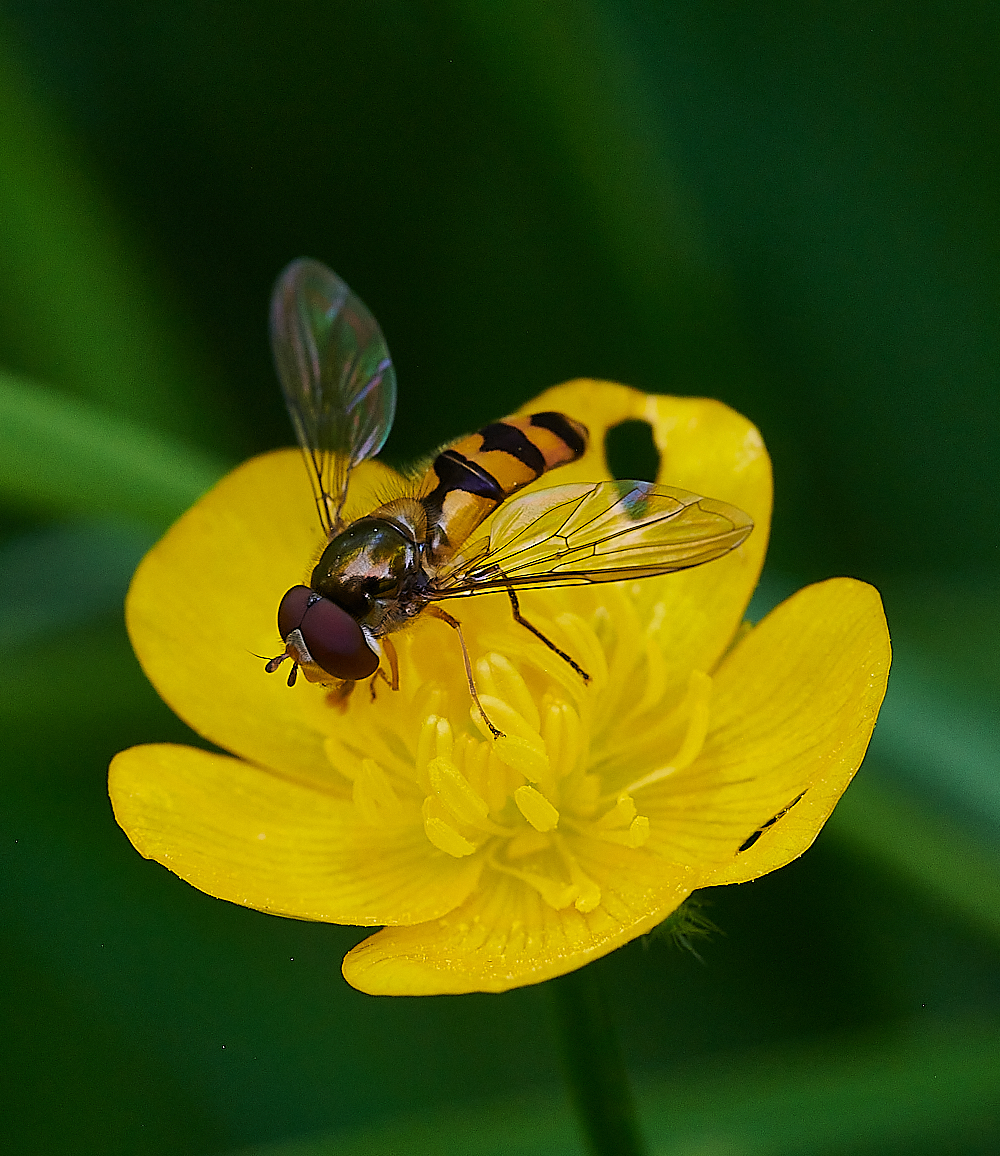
xmin=878 ymin=574 xmax=1000 ymax=711
xmin=0 ymin=371 xmax=228 ymax=526
xmin=829 ymin=775 xmax=1000 ymax=949
xmin=0 ymin=30 xmax=231 ymax=450
xmin=0 ymin=520 xmax=155 ymax=648
xmin=868 ymin=659 xmax=1000 ymax=841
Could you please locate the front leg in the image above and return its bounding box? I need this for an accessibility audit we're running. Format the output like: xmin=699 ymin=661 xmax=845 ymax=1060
xmin=369 ymin=637 xmax=401 ymax=700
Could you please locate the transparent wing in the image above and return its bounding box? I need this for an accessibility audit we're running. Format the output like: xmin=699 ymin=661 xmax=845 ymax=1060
xmin=270 ymin=257 xmax=397 ymax=535
xmin=431 ymin=480 xmax=753 ymax=596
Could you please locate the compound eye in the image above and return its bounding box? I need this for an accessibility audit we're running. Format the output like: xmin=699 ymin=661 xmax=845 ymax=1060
xmin=302 ymin=596 xmax=380 ymax=680
xmin=276 ymin=585 xmax=315 ymax=639
xmin=276 ymin=585 xmax=379 ymax=681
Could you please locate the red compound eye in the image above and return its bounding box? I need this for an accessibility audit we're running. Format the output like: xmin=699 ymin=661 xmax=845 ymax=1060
xmin=276 ymin=585 xmax=379 ymax=680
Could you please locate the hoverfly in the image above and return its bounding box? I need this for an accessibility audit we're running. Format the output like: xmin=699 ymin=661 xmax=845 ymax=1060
xmin=265 ymin=258 xmax=753 ymax=737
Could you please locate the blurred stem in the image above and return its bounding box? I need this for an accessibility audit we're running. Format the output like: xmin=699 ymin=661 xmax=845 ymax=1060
xmin=0 ymin=371 xmax=227 ymax=526
xmin=550 ymin=964 xmax=648 ymax=1156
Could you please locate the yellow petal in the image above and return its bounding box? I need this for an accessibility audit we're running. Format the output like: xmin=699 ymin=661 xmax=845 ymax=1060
xmin=125 ymin=449 xmax=403 ymax=786
xmin=638 ymin=578 xmax=891 ymax=884
xmin=110 ymin=744 xmax=482 ymax=924
xmin=341 ymin=839 xmax=697 ymax=995
xmin=515 ymin=380 xmax=772 ymax=693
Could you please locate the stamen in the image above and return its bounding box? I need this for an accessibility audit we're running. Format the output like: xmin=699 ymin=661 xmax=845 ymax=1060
xmin=427 ymin=756 xmax=490 ymax=827
xmin=410 ymin=683 xmax=448 ymax=727
xmin=633 ymin=635 xmax=667 ymax=715
xmin=562 ymin=791 xmax=651 ymax=848
xmin=554 ymin=611 xmax=608 ymax=688
xmin=415 ymin=714 xmax=439 ymax=781
xmin=484 ymin=611 xmax=589 ymax=701
xmin=554 ymin=836 xmax=602 ymax=913
xmin=493 ymin=735 xmax=550 ymax=784
xmin=425 ymin=604 xmax=504 ymax=738
xmin=489 ymin=854 xmax=577 ymax=910
xmin=514 ymin=785 xmax=560 ymax=832
xmin=476 ymin=653 xmax=540 ymax=731
xmin=422 ymin=797 xmax=479 ymax=858
xmin=595 ymin=816 xmax=650 ymax=848
xmin=623 ymin=670 xmax=713 ymax=795
xmin=352 ymin=758 xmax=407 ymax=827
xmin=594 ymin=794 xmax=636 ymax=829
xmin=415 ymin=714 xmax=454 ymax=791
xmin=505 ymin=829 xmax=552 ymax=859
xmin=470 ymin=692 xmax=542 ymax=746
xmin=434 ymin=716 xmax=454 ymax=763
xmin=476 ymin=694 xmax=551 ymax=782
xmin=484 ymin=745 xmax=512 ymax=815
xmin=540 ymin=697 xmax=584 ymax=786
xmin=462 ymin=737 xmax=492 ymax=804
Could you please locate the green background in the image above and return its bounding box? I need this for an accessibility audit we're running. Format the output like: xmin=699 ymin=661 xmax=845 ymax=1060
xmin=1 ymin=3 xmax=997 ymax=1154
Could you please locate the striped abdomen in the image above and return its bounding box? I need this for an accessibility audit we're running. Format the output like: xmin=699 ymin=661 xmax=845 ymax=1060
xmin=420 ymin=411 xmax=588 ymax=559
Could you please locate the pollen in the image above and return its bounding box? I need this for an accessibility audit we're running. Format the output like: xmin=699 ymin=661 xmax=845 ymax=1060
xmin=319 ymin=587 xmax=714 ymax=915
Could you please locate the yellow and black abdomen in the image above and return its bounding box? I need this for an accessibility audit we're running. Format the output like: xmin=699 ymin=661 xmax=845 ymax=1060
xmin=420 ymin=411 xmax=588 ymax=557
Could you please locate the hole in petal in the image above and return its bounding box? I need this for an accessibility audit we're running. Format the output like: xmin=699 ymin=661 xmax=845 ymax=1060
xmin=604 ymin=419 xmax=660 ymax=482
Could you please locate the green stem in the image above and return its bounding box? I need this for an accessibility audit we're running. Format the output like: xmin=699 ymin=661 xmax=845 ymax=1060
xmin=550 ymin=964 xmax=649 ymax=1156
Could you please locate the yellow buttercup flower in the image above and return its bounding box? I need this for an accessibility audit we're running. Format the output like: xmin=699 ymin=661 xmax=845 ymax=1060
xmin=110 ymin=380 xmax=890 ymax=995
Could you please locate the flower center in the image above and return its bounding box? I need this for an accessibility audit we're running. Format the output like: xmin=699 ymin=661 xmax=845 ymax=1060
xmin=319 ymin=589 xmax=713 ymax=914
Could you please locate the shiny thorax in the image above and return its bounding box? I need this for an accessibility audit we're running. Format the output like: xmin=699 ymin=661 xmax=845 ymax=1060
xmin=311 ymin=502 xmax=430 ymax=631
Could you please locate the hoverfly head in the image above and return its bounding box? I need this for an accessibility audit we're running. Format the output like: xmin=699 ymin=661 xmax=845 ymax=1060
xmin=266 ymin=584 xmax=380 ymax=685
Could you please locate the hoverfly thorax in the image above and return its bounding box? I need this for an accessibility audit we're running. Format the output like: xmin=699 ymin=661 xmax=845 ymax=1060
xmin=310 ymin=514 xmax=428 ymax=627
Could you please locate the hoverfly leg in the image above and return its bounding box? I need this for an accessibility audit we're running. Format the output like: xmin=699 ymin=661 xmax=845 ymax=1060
xmin=326 ymin=679 xmax=356 ymax=713
xmin=382 ymin=636 xmax=400 ymax=691
xmin=368 ymin=639 xmax=400 ymax=702
xmin=369 ymin=669 xmax=388 ymax=702
xmin=504 ymin=585 xmax=590 ymax=683
xmin=425 ymin=605 xmax=505 ymax=740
